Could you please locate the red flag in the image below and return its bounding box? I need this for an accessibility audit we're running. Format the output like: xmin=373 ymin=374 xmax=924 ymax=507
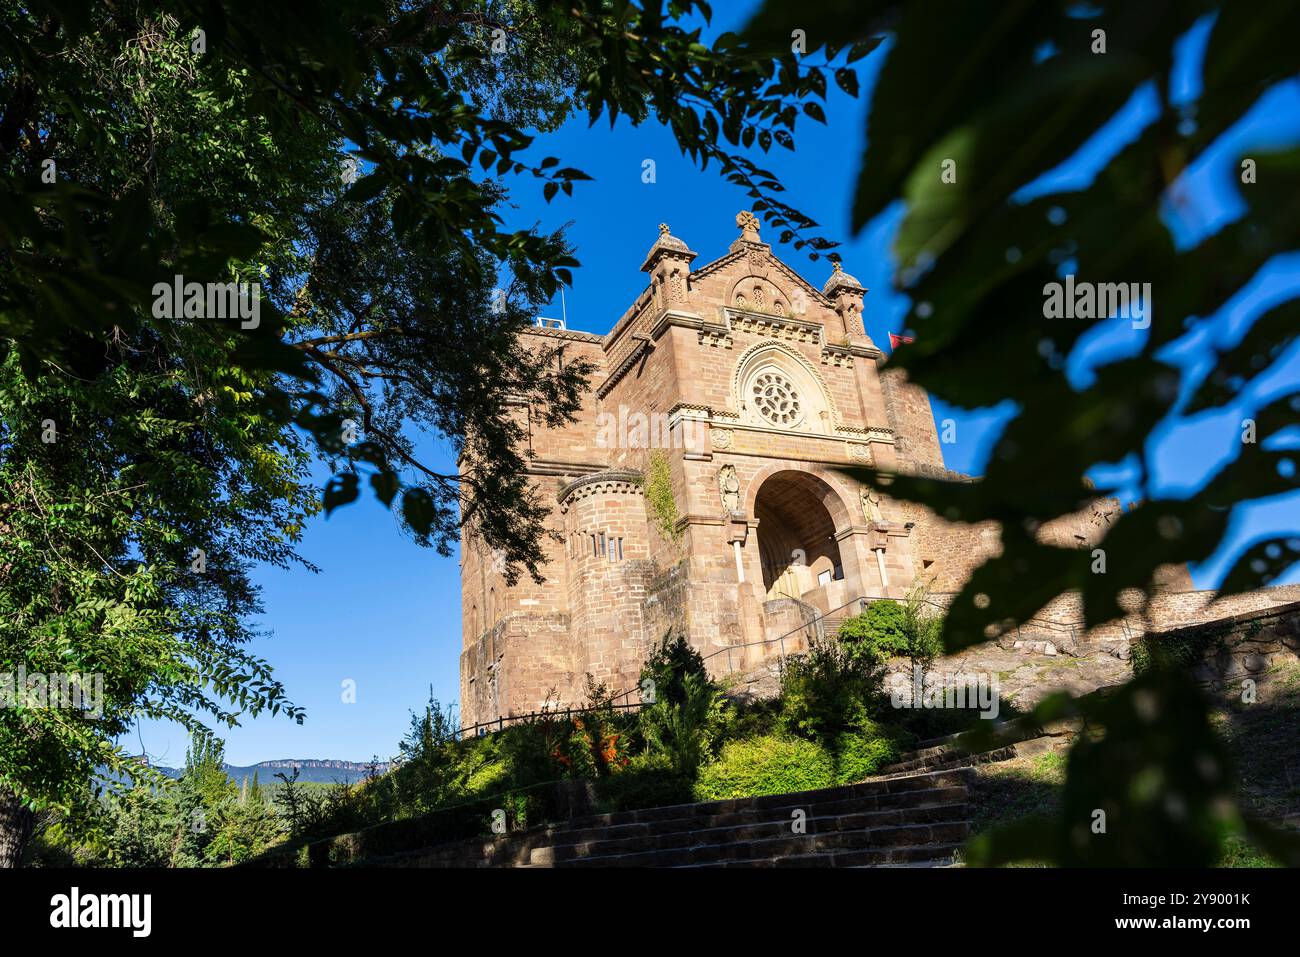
xmin=889 ymin=333 xmax=914 ymax=350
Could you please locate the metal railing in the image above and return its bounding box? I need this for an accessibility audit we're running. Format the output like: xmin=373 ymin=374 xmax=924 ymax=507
xmin=921 ymin=591 xmax=1138 ymax=646
xmin=460 ymin=591 xmax=1142 ymax=735
xmin=455 ymin=685 xmax=645 ymax=741
xmin=701 ymin=595 xmax=872 ymax=673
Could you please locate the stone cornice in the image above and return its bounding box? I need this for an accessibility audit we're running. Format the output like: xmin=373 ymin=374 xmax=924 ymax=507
xmin=523 ymin=326 xmax=606 ymax=345
xmin=525 ymin=460 xmax=609 ymax=478
xmin=557 ymin=468 xmax=644 ymax=509
xmin=821 ymin=340 xmax=883 ymax=367
xmin=660 ymin=399 xmax=895 ymax=449
xmin=722 ymin=307 xmax=824 ymax=345
xmin=596 ymin=332 xmax=655 ymax=398
xmin=836 ymin=425 xmax=896 ymax=442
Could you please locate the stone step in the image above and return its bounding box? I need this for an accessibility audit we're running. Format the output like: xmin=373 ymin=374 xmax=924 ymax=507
xmin=535 ymin=766 xmax=974 ymax=835
xmin=533 ymin=782 xmax=970 ymax=851
xmin=676 ymin=842 xmax=964 ymax=868
xmin=532 ymin=801 xmax=970 ymax=864
xmin=877 ymin=745 xmax=1018 ymax=777
xmin=553 ymin=820 xmax=971 ymax=868
xmin=380 ymin=767 xmax=976 ymax=868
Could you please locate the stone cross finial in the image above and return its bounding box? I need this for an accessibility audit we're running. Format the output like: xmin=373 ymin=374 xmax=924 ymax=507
xmin=659 ymin=223 xmax=670 ymax=235
xmin=735 ymin=210 xmax=761 ymax=241
xmin=832 ymin=261 xmax=843 ymax=273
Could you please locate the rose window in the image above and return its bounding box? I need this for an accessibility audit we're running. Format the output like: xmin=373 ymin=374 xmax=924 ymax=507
xmin=751 ymin=371 xmax=801 ymax=427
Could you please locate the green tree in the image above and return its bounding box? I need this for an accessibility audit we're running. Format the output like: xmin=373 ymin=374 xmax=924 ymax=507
xmin=172 ymin=735 xmax=238 ymax=865
xmin=899 ymin=585 xmax=944 ymax=674
xmin=1 ymin=0 xmax=853 ymax=865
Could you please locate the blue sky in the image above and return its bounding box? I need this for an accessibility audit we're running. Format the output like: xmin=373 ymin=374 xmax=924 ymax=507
xmin=133 ymin=7 xmax=1300 ymax=766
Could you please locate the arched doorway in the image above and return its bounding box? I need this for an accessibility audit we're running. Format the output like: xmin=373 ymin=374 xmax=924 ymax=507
xmin=754 ymin=470 xmax=847 ymax=602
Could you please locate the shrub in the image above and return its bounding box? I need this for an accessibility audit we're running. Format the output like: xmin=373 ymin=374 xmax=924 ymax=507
xmin=640 ymin=674 xmax=724 ymax=776
xmin=719 ymin=696 xmax=781 ymax=744
xmin=900 ymin=586 xmax=945 ymax=673
xmin=638 ymin=634 xmax=725 ymax=776
xmin=594 ymin=753 xmax=694 ymax=814
xmin=839 ymin=590 xmax=946 ymax=672
xmin=693 ymin=735 xmax=834 ymax=801
xmin=778 ymin=638 xmax=884 ymax=743
xmin=640 ymin=632 xmax=709 ymax=708
xmin=833 ymin=721 xmax=905 ymax=784
xmin=839 ymin=601 xmax=908 ymax=663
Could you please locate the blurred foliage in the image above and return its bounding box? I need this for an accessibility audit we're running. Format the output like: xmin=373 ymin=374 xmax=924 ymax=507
xmin=745 ymin=0 xmax=1300 ymax=864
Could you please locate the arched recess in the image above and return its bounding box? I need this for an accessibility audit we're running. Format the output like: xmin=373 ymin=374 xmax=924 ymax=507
xmin=728 ymin=274 xmax=788 ymax=314
xmin=731 ymin=339 xmax=839 ymax=434
xmin=751 ymin=469 xmax=857 ymax=601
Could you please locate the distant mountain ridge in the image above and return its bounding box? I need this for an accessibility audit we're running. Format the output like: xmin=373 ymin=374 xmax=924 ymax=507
xmin=148 ymin=758 xmax=391 ymax=784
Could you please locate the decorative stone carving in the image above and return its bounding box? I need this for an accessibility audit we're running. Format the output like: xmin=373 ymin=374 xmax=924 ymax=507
xmin=847 ymin=443 xmax=871 ymax=463
xmin=821 ymin=345 xmax=854 ymax=368
xmin=719 ymin=464 xmax=741 ymax=513
xmin=751 ymin=371 xmax=802 ymax=427
xmin=711 ymin=428 xmax=734 ymax=450
xmin=736 ymin=210 xmax=761 ymax=241
xmin=861 ymin=486 xmax=884 ymax=523
xmin=698 ymin=326 xmax=733 ymax=349
xmin=731 ymin=312 xmax=822 ymax=344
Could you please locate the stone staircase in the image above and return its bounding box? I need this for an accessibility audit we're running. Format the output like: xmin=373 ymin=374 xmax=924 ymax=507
xmin=377 ymin=767 xmax=974 ymax=868
xmin=818 ymin=610 xmax=855 ymax=640
xmin=874 ymin=719 xmax=1077 ymax=779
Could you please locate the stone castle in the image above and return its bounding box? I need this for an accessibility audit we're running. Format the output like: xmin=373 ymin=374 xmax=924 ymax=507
xmin=457 ymin=212 xmax=1289 ymax=729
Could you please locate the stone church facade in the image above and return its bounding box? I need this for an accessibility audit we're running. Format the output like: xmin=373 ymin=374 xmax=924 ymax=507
xmin=458 ymin=213 xmax=1191 ymax=728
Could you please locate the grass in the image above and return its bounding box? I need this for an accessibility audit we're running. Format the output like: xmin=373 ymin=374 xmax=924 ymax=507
xmin=968 ymin=748 xmax=1067 ymax=834
xmin=964 ymin=661 xmax=1300 ymax=866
